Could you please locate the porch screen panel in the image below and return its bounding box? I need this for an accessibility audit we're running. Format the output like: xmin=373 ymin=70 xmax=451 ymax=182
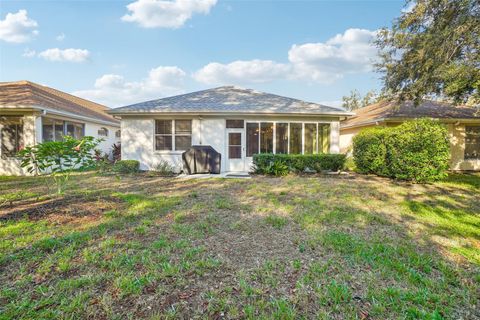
xmin=246 ymin=123 xmax=259 ymax=157
xmin=289 ymin=123 xmax=302 ymax=154
xmin=319 ymin=124 xmax=330 ymax=153
xmin=260 ymin=122 xmax=274 ymax=153
xmin=304 ymin=123 xmax=317 ymax=154
xmin=0 ymin=116 xmax=23 ymax=158
xmin=275 ymin=123 xmax=288 ymax=154
xmin=42 ymin=118 xmax=54 ymax=142
xmin=54 ymin=122 xmax=64 ymax=141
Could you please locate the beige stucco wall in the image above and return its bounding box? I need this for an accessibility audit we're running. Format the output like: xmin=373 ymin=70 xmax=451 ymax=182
xmin=340 ymin=121 xmax=480 ymax=171
xmin=448 ymin=124 xmax=480 ymax=171
xmin=339 ymin=126 xmax=364 ymax=154
xmin=121 ymin=115 xmax=342 ymax=173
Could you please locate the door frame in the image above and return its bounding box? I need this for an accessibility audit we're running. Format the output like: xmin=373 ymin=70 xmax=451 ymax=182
xmin=225 ymin=128 xmax=245 ymax=172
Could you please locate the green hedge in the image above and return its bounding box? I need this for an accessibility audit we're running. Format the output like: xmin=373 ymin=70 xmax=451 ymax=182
xmin=113 ymin=160 xmax=140 ymax=173
xmin=353 ymin=119 xmax=450 ymax=182
xmin=253 ymin=153 xmax=346 ymax=176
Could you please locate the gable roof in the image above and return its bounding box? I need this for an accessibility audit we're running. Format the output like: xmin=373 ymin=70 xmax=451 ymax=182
xmin=0 ymin=80 xmax=118 ymax=124
xmin=341 ymin=100 xmax=480 ymax=129
xmin=109 ymin=86 xmax=352 ymax=116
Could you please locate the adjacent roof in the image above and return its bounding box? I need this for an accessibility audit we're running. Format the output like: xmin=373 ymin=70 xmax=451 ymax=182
xmin=342 ymin=100 xmax=480 ymax=129
xmin=0 ymin=80 xmax=118 ymax=124
xmin=109 ymin=86 xmax=351 ymax=116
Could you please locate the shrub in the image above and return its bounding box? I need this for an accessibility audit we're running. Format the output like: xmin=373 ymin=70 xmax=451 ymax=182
xmin=352 ymin=127 xmax=389 ymax=175
xmin=386 ymin=119 xmax=450 ymax=182
xmin=352 ymin=119 xmax=450 ymax=183
xmin=19 ymin=136 xmax=101 ymax=194
xmin=154 ymin=160 xmax=177 ymax=176
xmin=253 ymin=153 xmax=346 ymax=175
xmin=113 ymin=160 xmax=140 ymax=173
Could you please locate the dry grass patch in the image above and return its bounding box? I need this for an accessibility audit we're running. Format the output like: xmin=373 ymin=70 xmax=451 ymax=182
xmin=0 ymin=172 xmax=478 ymax=319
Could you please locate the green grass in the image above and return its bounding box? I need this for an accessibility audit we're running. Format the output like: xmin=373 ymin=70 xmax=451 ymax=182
xmin=0 ymin=172 xmax=478 ymax=319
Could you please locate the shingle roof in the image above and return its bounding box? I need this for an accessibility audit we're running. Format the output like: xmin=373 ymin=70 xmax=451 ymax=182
xmin=341 ymin=100 xmax=480 ymax=128
xmin=0 ymin=80 xmax=119 ymax=124
xmin=109 ymin=86 xmax=351 ymax=116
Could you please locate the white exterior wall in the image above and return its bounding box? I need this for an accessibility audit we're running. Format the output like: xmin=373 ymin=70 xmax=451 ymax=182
xmin=84 ymin=123 xmax=120 ymax=156
xmin=121 ymin=115 xmax=342 ymax=173
xmin=0 ymin=112 xmax=120 ymax=176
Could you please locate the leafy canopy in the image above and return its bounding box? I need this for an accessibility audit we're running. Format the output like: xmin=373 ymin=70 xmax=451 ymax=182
xmin=376 ymin=0 xmax=480 ymax=105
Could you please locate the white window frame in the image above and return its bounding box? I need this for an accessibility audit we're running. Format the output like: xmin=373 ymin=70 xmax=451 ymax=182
xmin=245 ymin=121 xmax=331 ymax=157
xmin=153 ymin=119 xmax=192 ymax=153
xmin=41 ymin=118 xmax=85 ymax=142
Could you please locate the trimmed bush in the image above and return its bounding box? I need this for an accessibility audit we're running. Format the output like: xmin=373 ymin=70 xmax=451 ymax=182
xmin=353 ymin=119 xmax=450 ymax=183
xmin=113 ymin=160 xmax=140 ymax=173
xmin=352 ymin=127 xmax=389 ymax=176
xmin=253 ymin=153 xmax=346 ymax=176
xmin=386 ymin=119 xmax=450 ymax=182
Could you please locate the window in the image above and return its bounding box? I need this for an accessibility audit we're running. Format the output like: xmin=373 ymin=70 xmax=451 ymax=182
xmin=260 ymin=122 xmax=274 ymax=153
xmin=115 ymin=130 xmax=121 ymax=138
xmin=289 ymin=123 xmax=302 ymax=154
xmin=174 ymin=120 xmax=192 ymax=151
xmin=275 ymin=123 xmax=288 ymax=154
xmin=0 ymin=116 xmax=23 ymax=158
xmin=319 ymin=124 xmax=330 ymax=153
xmin=304 ymin=123 xmax=317 ymax=154
xmin=246 ymin=123 xmax=259 ymax=157
xmin=98 ymin=127 xmax=109 ymax=137
xmin=154 ymin=120 xmax=192 ymax=151
xmin=228 ymin=132 xmax=242 ymax=159
xmin=465 ymin=126 xmax=480 ymax=160
xmin=226 ymin=120 xmax=244 ymax=128
xmin=42 ymin=118 xmax=84 ymax=141
xmin=245 ymin=122 xmax=332 ymax=156
xmin=66 ymin=122 xmax=84 ymax=139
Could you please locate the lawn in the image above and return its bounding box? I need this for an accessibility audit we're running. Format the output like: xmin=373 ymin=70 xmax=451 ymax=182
xmin=0 ymin=172 xmax=479 ymax=319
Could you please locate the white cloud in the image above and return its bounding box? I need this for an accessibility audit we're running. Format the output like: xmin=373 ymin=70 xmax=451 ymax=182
xmin=0 ymin=10 xmax=38 ymax=43
xmin=288 ymin=28 xmax=378 ymax=83
xmin=56 ymin=33 xmax=65 ymax=41
xmin=193 ymin=28 xmax=378 ymax=85
xmin=38 ymin=48 xmax=90 ymax=62
xmin=74 ymin=66 xmax=187 ymax=107
xmin=22 ymin=48 xmax=36 ymax=58
xmin=122 ymin=0 xmax=217 ymax=28
xmin=193 ymin=60 xmax=291 ymax=85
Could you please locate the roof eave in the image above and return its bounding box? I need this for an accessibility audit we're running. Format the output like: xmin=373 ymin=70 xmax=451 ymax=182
xmin=108 ymin=110 xmax=354 ymax=117
xmin=341 ymin=116 xmax=480 ymax=129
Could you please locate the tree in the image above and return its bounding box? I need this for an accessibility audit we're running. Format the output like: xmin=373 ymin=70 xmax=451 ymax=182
xmin=342 ymin=89 xmax=380 ymax=111
xmin=19 ymin=136 xmax=101 ymax=194
xmin=376 ymin=0 xmax=480 ymax=106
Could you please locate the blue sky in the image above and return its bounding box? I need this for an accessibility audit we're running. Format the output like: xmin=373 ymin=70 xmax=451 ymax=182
xmin=0 ymin=0 xmax=406 ymax=108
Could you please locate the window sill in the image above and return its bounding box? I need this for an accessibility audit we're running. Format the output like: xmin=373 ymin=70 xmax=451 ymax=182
xmin=153 ymin=151 xmax=185 ymax=155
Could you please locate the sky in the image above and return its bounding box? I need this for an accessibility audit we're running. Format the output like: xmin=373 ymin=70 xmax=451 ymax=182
xmin=0 ymin=0 xmax=407 ymax=108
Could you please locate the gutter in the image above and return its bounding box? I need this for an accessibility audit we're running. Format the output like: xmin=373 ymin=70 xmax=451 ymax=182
xmin=107 ymin=110 xmax=355 ymax=117
xmin=340 ymin=117 xmax=480 ymax=130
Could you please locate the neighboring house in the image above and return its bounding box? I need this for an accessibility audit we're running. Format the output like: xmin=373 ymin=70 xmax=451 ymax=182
xmin=340 ymin=100 xmax=480 ymax=171
xmin=109 ymin=86 xmax=353 ymax=173
xmin=0 ymin=81 xmax=120 ymax=175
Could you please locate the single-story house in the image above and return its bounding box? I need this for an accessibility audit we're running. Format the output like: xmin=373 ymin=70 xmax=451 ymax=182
xmin=109 ymin=86 xmax=353 ymax=173
xmin=0 ymin=80 xmax=120 ymax=175
xmin=340 ymin=100 xmax=480 ymax=171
